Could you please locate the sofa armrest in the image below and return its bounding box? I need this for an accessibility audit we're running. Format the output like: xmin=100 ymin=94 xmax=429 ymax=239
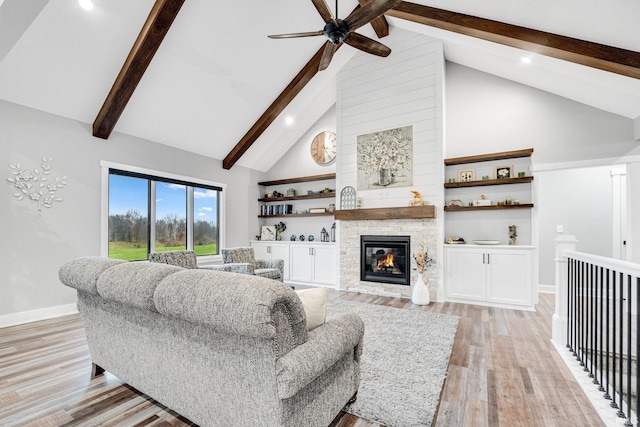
xmin=256 ymin=259 xmax=284 ymax=272
xmin=223 ymin=262 xmax=253 ymax=275
xmin=275 ymin=313 xmax=364 ymax=399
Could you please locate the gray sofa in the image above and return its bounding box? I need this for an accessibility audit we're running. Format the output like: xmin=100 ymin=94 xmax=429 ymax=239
xmin=58 ymin=257 xmax=364 ymax=427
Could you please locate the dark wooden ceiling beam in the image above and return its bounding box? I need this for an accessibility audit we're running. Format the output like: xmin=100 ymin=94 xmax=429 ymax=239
xmin=357 ymin=0 xmax=390 ymax=38
xmin=387 ymin=1 xmax=640 ymax=80
xmin=92 ymin=0 xmax=186 ymax=139
xmin=222 ymin=44 xmax=336 ymax=170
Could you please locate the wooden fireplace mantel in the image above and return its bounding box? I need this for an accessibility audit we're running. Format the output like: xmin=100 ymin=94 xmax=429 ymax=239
xmin=334 ymin=205 xmax=436 ymax=221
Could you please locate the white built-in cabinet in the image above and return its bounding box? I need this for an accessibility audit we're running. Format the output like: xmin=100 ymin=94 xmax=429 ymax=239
xmin=444 ymin=245 xmax=536 ymax=310
xmin=289 ymin=244 xmax=336 ymax=286
xmin=250 ymin=241 xmax=336 ymax=288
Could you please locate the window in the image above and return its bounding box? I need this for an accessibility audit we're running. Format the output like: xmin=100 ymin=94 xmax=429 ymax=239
xmin=104 ymin=165 xmax=223 ymax=261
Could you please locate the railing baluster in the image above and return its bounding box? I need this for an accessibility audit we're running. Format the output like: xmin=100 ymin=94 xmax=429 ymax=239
xmin=604 ymin=267 xmax=611 ymax=400
xmin=636 ymin=276 xmax=640 ymax=425
xmin=598 ymin=265 xmax=605 ymax=392
xmin=612 ymin=270 xmax=618 ymax=409
xmin=588 ymin=264 xmax=595 ymax=378
xmin=618 ymin=271 xmax=625 ymax=418
xmin=625 ymin=274 xmax=632 ymax=426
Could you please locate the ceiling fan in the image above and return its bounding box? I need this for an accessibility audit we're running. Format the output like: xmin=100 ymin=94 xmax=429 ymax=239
xmin=268 ymin=0 xmax=402 ymax=71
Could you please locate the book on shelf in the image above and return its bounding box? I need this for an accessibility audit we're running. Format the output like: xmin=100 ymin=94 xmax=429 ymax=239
xmin=261 ymin=204 xmax=293 ymax=215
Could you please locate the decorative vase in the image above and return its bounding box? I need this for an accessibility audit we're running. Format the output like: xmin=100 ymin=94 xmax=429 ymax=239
xmin=378 ymin=167 xmax=391 ymax=186
xmin=411 ymin=273 xmax=430 ymax=305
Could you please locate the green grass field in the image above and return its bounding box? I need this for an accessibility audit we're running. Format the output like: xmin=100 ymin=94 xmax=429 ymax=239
xmin=108 ymin=241 xmax=217 ymax=261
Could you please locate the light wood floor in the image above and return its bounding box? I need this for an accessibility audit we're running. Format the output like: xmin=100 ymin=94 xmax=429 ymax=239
xmin=0 ymin=293 xmax=603 ymax=427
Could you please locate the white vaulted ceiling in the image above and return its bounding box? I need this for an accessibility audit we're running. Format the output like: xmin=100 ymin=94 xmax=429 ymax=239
xmin=0 ymin=0 xmax=639 ymax=171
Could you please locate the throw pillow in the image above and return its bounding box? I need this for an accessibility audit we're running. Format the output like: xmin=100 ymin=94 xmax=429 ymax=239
xmin=295 ymin=287 xmax=328 ymax=331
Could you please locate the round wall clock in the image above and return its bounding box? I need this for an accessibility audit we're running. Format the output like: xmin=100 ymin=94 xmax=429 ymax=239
xmin=310 ymin=131 xmax=337 ymax=165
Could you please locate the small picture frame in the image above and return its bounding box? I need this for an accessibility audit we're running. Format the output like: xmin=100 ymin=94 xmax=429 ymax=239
xmin=261 ymin=226 xmax=276 ymax=241
xmin=495 ymin=165 xmax=513 ymax=179
xmin=458 ymin=169 xmax=475 ymax=182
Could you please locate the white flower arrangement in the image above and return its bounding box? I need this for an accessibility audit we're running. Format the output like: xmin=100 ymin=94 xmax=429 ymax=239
xmin=357 ymin=126 xmax=413 ymax=188
xmin=7 ymin=157 xmax=67 ymax=215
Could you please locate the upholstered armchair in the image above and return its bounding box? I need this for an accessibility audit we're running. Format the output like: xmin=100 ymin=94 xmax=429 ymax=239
xmin=148 ymin=250 xmax=232 ymax=272
xmin=221 ymin=247 xmax=284 ymax=282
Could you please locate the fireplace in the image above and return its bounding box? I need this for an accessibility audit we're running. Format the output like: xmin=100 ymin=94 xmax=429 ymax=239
xmin=360 ymin=235 xmax=410 ymax=286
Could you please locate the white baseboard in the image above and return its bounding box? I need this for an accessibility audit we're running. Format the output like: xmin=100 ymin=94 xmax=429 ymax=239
xmin=539 ymin=284 xmax=555 ymax=294
xmin=0 ymin=303 xmax=78 ymax=329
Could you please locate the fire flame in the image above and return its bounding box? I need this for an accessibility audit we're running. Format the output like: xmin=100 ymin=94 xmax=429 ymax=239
xmin=377 ymin=253 xmax=395 ymax=269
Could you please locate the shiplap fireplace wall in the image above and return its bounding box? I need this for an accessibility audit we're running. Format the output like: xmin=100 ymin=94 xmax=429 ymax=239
xmin=335 ymin=30 xmax=446 ymax=301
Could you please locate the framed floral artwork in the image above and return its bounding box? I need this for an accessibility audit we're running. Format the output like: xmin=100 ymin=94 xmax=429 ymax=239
xmin=357 ymin=125 xmax=413 ymax=190
xmin=458 ymin=169 xmax=475 ymax=182
xmin=495 ymin=165 xmax=513 ymax=179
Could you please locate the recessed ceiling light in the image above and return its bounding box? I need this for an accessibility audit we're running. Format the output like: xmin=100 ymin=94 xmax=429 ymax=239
xmin=284 ymin=116 xmax=295 ymax=126
xmin=520 ymin=57 xmax=532 ymax=64
xmin=79 ymin=0 xmax=94 ymax=11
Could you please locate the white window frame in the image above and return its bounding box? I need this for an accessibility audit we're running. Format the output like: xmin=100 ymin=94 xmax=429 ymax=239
xmin=100 ymin=161 xmax=226 ymax=263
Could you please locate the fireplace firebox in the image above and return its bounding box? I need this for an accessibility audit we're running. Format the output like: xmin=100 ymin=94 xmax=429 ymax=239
xmin=360 ymin=235 xmax=410 ymax=286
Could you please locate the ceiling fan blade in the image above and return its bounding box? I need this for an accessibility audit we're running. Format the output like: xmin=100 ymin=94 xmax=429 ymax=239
xmin=345 ymin=32 xmax=391 ymax=57
xmin=311 ymin=0 xmax=334 ymax=23
xmin=319 ymin=41 xmax=338 ymax=71
xmin=268 ymin=30 xmax=324 ymax=39
xmin=344 ymin=0 xmax=402 ymax=32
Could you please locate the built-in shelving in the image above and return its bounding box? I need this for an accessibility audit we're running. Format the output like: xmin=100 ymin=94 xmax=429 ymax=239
xmin=444 ymin=148 xmax=533 ymax=166
xmin=258 ymin=212 xmax=333 ymax=218
xmin=444 ymin=176 xmax=533 ymax=189
xmin=258 ymin=174 xmax=336 ymax=219
xmin=258 ymin=192 xmax=335 ymax=202
xmin=444 ymin=148 xmax=534 ymax=211
xmin=258 ymin=173 xmax=335 ymax=186
xmin=444 ymin=204 xmax=534 ymax=212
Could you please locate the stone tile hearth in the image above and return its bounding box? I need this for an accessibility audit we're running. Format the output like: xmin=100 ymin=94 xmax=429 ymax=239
xmin=339 ymin=218 xmax=439 ymax=300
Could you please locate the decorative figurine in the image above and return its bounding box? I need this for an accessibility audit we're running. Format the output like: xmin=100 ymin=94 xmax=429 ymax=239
xmin=290 ymin=234 xmax=296 ymax=241
xmin=409 ymin=190 xmax=422 ymax=206
xmin=320 ymin=227 xmax=329 ymax=242
xmin=308 ymin=235 xmax=315 ymax=242
xmin=299 ymin=234 xmax=305 ymax=241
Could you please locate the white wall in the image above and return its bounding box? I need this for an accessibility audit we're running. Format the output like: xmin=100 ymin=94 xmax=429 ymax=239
xmin=445 ymin=63 xmax=638 ymax=163
xmin=0 ymin=100 xmax=264 ymax=323
xmin=536 ymin=166 xmax=615 ymax=287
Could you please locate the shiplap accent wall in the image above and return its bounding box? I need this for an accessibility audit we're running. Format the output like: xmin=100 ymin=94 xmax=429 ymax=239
xmin=336 ymin=30 xmax=444 ymax=207
xmin=336 ymin=30 xmax=445 ymax=301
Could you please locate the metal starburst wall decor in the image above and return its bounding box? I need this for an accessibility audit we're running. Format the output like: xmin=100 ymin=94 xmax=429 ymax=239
xmin=7 ymin=157 xmax=68 ymax=216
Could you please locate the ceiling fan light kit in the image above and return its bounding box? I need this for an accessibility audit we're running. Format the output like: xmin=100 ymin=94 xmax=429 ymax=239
xmin=268 ymin=0 xmax=401 ymax=71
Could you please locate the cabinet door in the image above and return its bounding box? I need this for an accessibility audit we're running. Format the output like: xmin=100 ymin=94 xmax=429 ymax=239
xmin=486 ymin=249 xmax=532 ymax=307
xmin=290 ymin=245 xmax=314 ymax=282
xmin=311 ymin=245 xmax=336 ymax=285
xmin=445 ymin=248 xmax=486 ymax=301
xmin=251 ymin=243 xmax=270 ymax=260
xmin=269 ymin=244 xmax=290 ymax=281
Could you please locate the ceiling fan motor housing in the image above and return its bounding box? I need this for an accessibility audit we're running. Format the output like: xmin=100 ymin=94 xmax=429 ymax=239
xmin=324 ymin=19 xmax=349 ymax=45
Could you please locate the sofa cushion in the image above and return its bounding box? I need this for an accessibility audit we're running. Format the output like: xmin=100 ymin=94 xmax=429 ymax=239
xmin=154 ymin=269 xmax=308 ymax=347
xmin=96 ymin=262 xmax=183 ymax=312
xmin=295 ymin=288 xmax=328 ymax=330
xmin=58 ymin=257 xmax=126 ymax=294
xmin=148 ymin=250 xmax=198 ymax=269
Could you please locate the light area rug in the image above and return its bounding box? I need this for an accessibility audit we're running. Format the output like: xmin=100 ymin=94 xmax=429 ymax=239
xmin=327 ymin=299 xmax=459 ymax=427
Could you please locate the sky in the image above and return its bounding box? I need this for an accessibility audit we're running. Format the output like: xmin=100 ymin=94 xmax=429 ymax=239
xmin=108 ymin=175 xmax=218 ymax=223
